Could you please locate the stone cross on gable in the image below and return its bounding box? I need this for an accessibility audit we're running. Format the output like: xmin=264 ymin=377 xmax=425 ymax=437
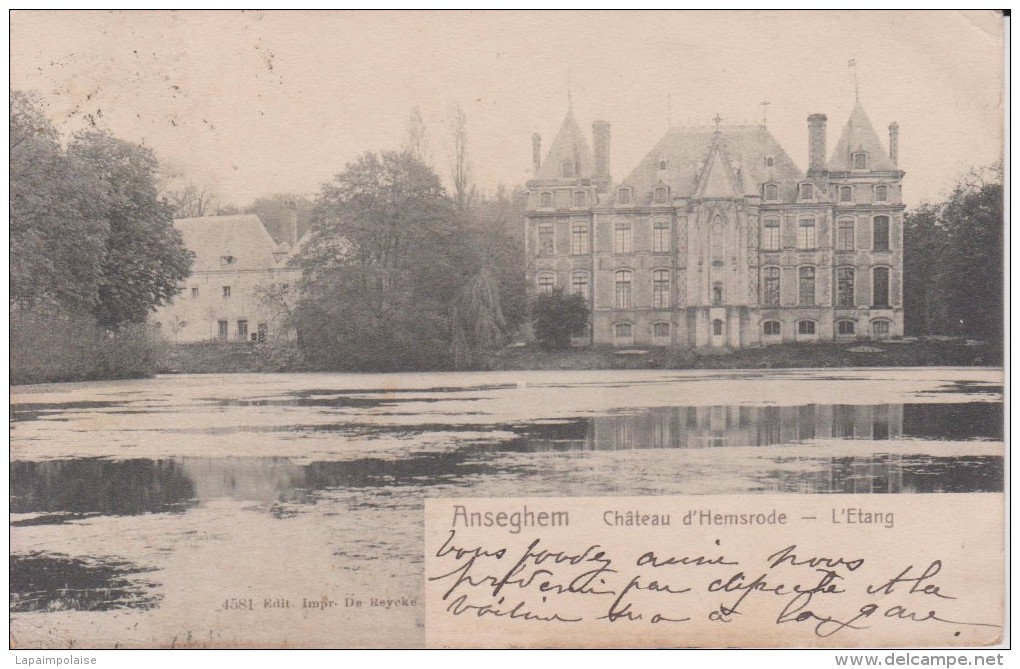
xmin=713 ymin=113 xmax=723 ymax=133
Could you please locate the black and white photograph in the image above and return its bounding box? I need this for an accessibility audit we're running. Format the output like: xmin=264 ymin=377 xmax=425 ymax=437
xmin=8 ymin=10 xmax=1006 ymax=653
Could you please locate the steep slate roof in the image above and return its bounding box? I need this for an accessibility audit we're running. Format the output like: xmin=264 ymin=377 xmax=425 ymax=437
xmin=174 ymin=215 xmax=285 ymax=273
xmin=826 ymin=101 xmax=896 ymax=171
xmin=536 ymin=110 xmax=595 ymax=180
xmin=621 ymin=125 xmax=804 ymax=205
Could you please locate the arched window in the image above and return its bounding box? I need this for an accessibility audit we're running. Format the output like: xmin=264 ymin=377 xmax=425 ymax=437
xmin=571 ymin=271 xmax=589 ymax=302
xmin=614 ymin=322 xmax=633 ymax=340
xmin=852 ymin=152 xmax=868 ymax=170
xmin=653 ymin=270 xmax=670 ymax=309
xmin=712 ymin=319 xmax=724 ymax=336
xmin=561 ymin=161 xmax=576 ymax=178
xmin=872 ymin=320 xmax=891 ymax=339
xmin=873 ymin=267 xmax=890 ymax=308
xmin=837 ymin=218 xmax=855 ymax=251
xmin=537 ymin=273 xmax=555 ymax=295
xmin=615 ymin=270 xmax=632 ymax=309
xmin=653 ymin=322 xmax=670 ymax=338
xmin=873 ymin=215 xmax=890 ymax=251
xmin=765 ymin=156 xmax=775 ymax=168
xmin=712 ymin=282 xmax=724 ymax=306
xmin=836 ymin=267 xmax=855 ymax=307
xmin=836 ymin=320 xmax=856 ymax=336
xmin=799 ymin=182 xmax=814 ymax=200
xmin=762 ymin=267 xmax=781 ymax=306
xmin=874 ymin=185 xmax=888 ymax=202
xmin=798 ymin=266 xmax=816 ymax=306
xmin=763 ymin=320 xmax=781 ymax=336
xmin=711 ymin=218 xmax=724 ymax=261
xmin=653 ymin=186 xmax=669 ymax=204
xmin=617 ymin=187 xmax=632 ymax=205
xmin=797 ymin=217 xmax=816 ymax=249
xmin=658 ymin=159 xmax=668 ymax=170
xmin=764 ymin=183 xmax=779 ymax=201
xmin=839 ymin=185 xmax=853 ymax=202
xmin=762 ymin=217 xmax=780 ymax=250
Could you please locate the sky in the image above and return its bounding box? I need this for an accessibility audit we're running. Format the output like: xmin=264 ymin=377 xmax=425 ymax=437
xmin=10 ymin=10 xmax=1005 ymax=208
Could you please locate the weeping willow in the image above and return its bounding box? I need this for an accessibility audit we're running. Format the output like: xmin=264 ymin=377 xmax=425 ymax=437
xmin=451 ymin=266 xmax=506 ymax=369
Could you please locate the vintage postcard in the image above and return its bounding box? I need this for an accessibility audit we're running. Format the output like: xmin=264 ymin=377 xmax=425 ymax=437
xmin=9 ymin=10 xmax=1006 ymax=651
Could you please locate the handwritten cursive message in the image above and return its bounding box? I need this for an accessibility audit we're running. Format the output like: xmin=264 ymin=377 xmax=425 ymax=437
xmin=424 ymin=495 xmax=1002 ymax=648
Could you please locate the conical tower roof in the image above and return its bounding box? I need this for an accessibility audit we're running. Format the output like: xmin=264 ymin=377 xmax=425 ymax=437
xmin=827 ymin=101 xmax=896 ymax=171
xmin=535 ymin=109 xmax=594 ymax=180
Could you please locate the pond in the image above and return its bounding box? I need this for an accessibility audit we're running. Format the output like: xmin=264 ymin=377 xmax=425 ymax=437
xmin=9 ymin=368 xmax=1004 ymax=648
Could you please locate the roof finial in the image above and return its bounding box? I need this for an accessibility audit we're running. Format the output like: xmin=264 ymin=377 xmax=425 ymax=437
xmin=567 ymin=69 xmax=572 ymax=111
xmin=848 ymin=57 xmax=860 ymax=102
xmin=713 ymin=113 xmax=723 ymax=134
xmin=760 ymin=99 xmax=770 ymax=128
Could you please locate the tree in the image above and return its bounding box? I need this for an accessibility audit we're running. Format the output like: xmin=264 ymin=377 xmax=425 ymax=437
xmin=404 ymin=105 xmax=430 ymax=165
xmin=292 ymin=150 xmax=462 ymax=370
xmin=531 ymin=289 xmax=589 ymax=349
xmin=447 ymin=102 xmax=474 ymax=215
xmin=68 ymin=131 xmax=194 ymax=327
xmin=165 ymin=183 xmax=217 ymax=218
xmin=903 ymin=165 xmax=1003 ymax=343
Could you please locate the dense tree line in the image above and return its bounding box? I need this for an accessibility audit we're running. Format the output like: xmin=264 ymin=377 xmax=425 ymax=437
xmin=10 ymin=90 xmax=193 ymax=383
xmin=903 ymin=165 xmax=1003 ymax=344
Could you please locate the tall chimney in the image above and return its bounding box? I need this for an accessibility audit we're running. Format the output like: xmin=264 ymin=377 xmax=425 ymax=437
xmin=888 ymin=122 xmax=899 ymax=166
xmin=532 ymin=133 xmax=542 ymax=176
xmin=807 ymin=113 xmax=827 ymax=174
xmin=592 ymin=120 xmax=611 ymax=190
xmin=286 ymin=201 xmax=298 ymax=246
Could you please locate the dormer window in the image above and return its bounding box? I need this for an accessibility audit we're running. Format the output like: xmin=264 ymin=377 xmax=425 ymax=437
xmin=572 ymin=191 xmax=587 ymax=207
xmin=874 ymin=185 xmax=888 ymax=202
xmin=658 ymin=159 xmax=668 ymax=170
xmin=653 ymin=186 xmax=669 ymax=204
xmin=852 ymin=152 xmax=868 ymax=170
xmin=561 ymin=161 xmax=576 ymax=178
xmin=839 ymin=185 xmax=853 ymax=202
xmin=764 ymin=183 xmax=779 ymax=201
xmin=539 ymin=191 xmax=552 ymax=208
xmin=220 ymin=255 xmax=235 ymax=266
xmin=765 ymin=156 xmax=775 ymax=168
xmin=617 ymin=187 xmax=631 ymax=205
xmin=799 ymin=183 xmax=814 ymax=200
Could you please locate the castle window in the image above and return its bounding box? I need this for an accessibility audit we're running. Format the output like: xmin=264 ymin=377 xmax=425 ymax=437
xmin=615 ymin=270 xmax=632 ymax=309
xmin=653 ymin=322 xmax=670 ymax=338
xmin=222 ymin=286 xmax=231 ymax=298
xmin=872 ymin=320 xmax=891 ymax=339
xmin=191 ymin=287 xmax=199 ymax=298
xmin=798 ymin=320 xmax=816 ymax=335
xmin=539 ymin=192 xmax=552 ymax=208
xmin=237 ymin=320 xmax=248 ymax=339
xmin=571 ymin=224 xmax=589 ymax=255
xmin=571 ymin=271 xmax=590 ymax=302
xmin=837 ymin=218 xmax=855 ymax=251
xmin=617 ymin=187 xmax=631 ymax=205
xmin=614 ymin=322 xmax=633 ymax=341
xmin=712 ymin=319 xmax=724 ymax=336
xmin=614 ymin=221 xmax=632 ymax=254
xmin=875 ymin=185 xmax=888 ymax=202
xmin=839 ymin=185 xmax=853 ymax=202
xmin=658 ymin=159 xmax=668 ymax=170
xmin=217 ymin=320 xmax=228 ymax=339
xmin=537 ymin=273 xmax=555 ymax=295
xmin=797 ymin=217 xmax=816 ymax=249
xmin=852 ymin=152 xmax=868 ymax=170
xmin=538 ymin=224 xmax=554 ymax=255
xmin=653 ymin=187 xmax=668 ymax=204
xmin=837 ymin=267 xmax=855 ymax=307
xmin=798 ymin=267 xmax=816 ymax=306
xmin=837 ymin=320 xmax=856 ymax=336
xmin=799 ymin=183 xmax=814 ymax=200
xmin=762 ymin=217 xmax=780 ymax=250
xmin=763 ymin=321 xmax=781 ymax=336
xmin=653 ymin=270 xmax=670 ymax=309
xmin=572 ymin=191 xmax=587 ymax=207
xmin=873 ymin=267 xmax=890 ymax=308
xmin=764 ymin=183 xmax=779 ymax=201
xmin=762 ymin=267 xmax=780 ymax=306
xmin=873 ymin=215 xmax=890 ymax=251
xmin=712 ymin=282 xmax=724 ymax=306
xmin=765 ymin=156 xmax=775 ymax=168
xmin=653 ymin=220 xmax=670 ymax=253
xmin=561 ymin=161 xmax=575 ymax=178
